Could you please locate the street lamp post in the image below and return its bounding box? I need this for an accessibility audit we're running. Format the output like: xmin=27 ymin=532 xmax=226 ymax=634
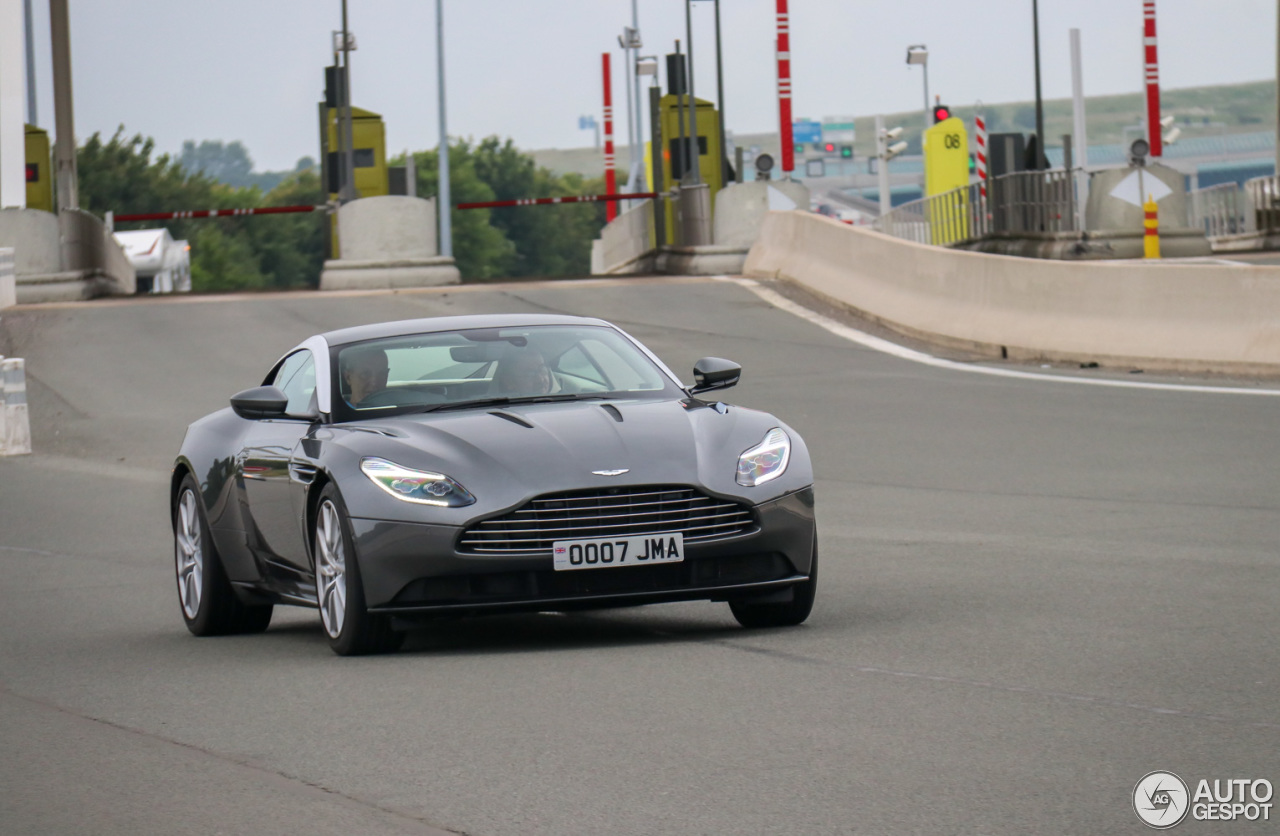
xmin=713 ymin=0 xmax=728 ymax=186
xmin=339 ymin=0 xmax=357 ymax=203
xmin=1032 ymin=0 xmax=1045 ymax=169
xmin=631 ymin=0 xmax=646 ymax=192
xmin=684 ymin=0 xmax=702 ymax=184
xmin=906 ymin=45 xmax=929 ymax=130
xmin=436 ymin=0 xmax=451 ymax=258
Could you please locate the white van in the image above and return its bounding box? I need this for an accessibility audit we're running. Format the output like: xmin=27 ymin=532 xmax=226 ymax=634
xmin=113 ymin=228 xmax=192 ymax=294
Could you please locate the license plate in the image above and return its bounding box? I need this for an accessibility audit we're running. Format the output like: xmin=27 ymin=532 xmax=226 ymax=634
xmin=552 ymin=533 xmax=685 ymax=572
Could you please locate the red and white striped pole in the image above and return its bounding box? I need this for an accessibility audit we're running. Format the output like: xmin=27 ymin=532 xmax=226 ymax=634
xmin=974 ymin=113 xmax=988 ymax=199
xmin=776 ymin=0 xmax=794 ymax=174
xmin=1143 ymin=0 xmax=1162 ymax=157
xmin=602 ymin=53 xmax=618 ymax=222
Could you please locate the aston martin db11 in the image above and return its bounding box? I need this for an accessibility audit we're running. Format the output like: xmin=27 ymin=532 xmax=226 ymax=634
xmin=171 ymin=314 xmax=816 ymax=655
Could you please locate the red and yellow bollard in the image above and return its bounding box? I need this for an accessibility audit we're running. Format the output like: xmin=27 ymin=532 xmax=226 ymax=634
xmin=1143 ymin=194 xmax=1160 ymax=259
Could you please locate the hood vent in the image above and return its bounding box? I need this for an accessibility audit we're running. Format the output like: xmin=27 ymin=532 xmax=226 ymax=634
xmin=489 ymin=410 xmax=535 ymax=429
xmin=600 ymin=403 xmax=624 ymax=423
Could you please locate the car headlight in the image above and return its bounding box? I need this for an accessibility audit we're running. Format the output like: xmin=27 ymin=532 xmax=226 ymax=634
xmin=360 ymin=457 xmax=476 ymax=507
xmin=736 ymin=428 xmax=791 ymax=487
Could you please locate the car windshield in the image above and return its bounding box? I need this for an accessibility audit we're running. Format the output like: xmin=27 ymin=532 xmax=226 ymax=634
xmin=330 ymin=324 xmax=679 ymax=420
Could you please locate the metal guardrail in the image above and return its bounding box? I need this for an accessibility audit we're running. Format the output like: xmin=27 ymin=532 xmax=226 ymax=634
xmin=1186 ymin=175 xmax=1280 ymax=239
xmin=874 ymin=169 xmax=1080 ymax=247
xmin=1187 ymin=182 xmax=1250 ymax=238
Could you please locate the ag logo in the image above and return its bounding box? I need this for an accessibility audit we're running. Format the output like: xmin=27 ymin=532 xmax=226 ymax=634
xmin=1134 ymin=771 xmax=1190 ymax=829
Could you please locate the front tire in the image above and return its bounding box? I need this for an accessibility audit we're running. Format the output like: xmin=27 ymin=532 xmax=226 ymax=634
xmin=313 ymin=484 xmax=404 ymax=656
xmin=729 ymin=534 xmax=817 ymax=629
xmin=173 ymin=474 xmax=273 ymax=636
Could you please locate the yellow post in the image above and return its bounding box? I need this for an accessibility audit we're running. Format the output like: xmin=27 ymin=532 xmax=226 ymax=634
xmin=1143 ymin=194 xmax=1160 ymax=259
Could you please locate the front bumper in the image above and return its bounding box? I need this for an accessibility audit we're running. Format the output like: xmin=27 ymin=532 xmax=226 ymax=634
xmin=351 ymin=487 xmax=816 ymax=614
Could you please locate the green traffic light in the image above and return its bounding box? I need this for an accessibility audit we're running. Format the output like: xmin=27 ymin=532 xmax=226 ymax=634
xmin=841 ymin=146 xmax=853 ymax=159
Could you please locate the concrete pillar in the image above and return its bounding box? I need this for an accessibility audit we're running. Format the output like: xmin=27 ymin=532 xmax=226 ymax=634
xmin=1 ymin=0 xmax=27 ymax=208
xmin=49 ymin=0 xmax=78 ymax=210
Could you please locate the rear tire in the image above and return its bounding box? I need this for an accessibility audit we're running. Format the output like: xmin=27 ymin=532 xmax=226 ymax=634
xmin=313 ymin=484 xmax=404 ymax=656
xmin=173 ymin=474 xmax=274 ymax=636
xmin=729 ymin=534 xmax=817 ymax=629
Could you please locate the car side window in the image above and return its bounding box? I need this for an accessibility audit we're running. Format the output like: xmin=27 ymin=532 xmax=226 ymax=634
xmin=273 ymin=351 xmax=317 ymax=417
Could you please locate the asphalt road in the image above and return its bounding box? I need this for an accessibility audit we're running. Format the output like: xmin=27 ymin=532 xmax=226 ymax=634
xmin=1 ymin=277 xmax=1277 ymax=835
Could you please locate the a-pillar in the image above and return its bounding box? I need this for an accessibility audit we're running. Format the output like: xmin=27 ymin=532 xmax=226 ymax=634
xmin=0 ymin=0 xmax=27 ymax=209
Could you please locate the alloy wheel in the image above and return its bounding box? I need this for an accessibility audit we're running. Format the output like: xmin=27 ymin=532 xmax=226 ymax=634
xmin=315 ymin=499 xmax=348 ymax=638
xmin=175 ymin=488 xmax=204 ymax=620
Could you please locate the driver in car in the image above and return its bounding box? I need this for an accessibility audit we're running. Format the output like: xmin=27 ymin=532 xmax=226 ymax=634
xmin=342 ymin=346 xmax=390 ymax=407
xmin=493 ymin=347 xmax=558 ymax=396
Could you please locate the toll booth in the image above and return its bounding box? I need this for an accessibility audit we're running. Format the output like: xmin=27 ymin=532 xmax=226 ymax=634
xmin=25 ymin=124 xmax=52 ymax=212
xmin=324 ymin=106 xmax=389 ymax=199
xmin=322 ymin=106 xmax=389 ymax=256
xmin=923 ymin=116 xmax=970 ymax=244
xmin=651 ymin=95 xmax=723 ymax=245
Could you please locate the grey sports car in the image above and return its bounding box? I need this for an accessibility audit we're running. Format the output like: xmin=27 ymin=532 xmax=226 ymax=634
xmin=171 ymin=314 xmax=817 ymax=655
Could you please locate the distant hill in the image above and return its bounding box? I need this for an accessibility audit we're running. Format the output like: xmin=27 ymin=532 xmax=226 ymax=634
xmin=530 ymin=79 xmax=1277 ymax=176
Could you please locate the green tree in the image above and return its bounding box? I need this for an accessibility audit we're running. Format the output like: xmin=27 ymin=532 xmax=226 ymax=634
xmin=469 ymin=137 xmax=605 ymax=277
xmin=189 ymin=225 xmax=265 ymax=291
xmin=78 ymin=129 xmax=271 ymax=291
xmin=242 ymin=169 xmax=326 ymax=289
xmin=407 ymin=142 xmax=516 ymax=280
xmin=179 ymin=140 xmax=255 ymax=187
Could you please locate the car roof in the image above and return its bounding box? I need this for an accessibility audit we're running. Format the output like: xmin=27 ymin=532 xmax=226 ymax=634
xmin=319 ymin=314 xmax=613 ymax=347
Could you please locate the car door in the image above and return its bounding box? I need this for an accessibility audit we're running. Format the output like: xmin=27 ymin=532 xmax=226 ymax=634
xmin=238 ymin=350 xmax=319 ymax=578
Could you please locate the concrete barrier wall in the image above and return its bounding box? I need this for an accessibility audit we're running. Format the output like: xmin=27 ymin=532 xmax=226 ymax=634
xmin=713 ymin=180 xmax=809 ymax=249
xmin=337 ymin=196 xmax=437 ymax=261
xmin=0 ymin=208 xmax=61 ymax=274
xmin=599 ymin=200 xmax=655 ymax=274
xmin=0 ymin=248 xmax=14 ymax=309
xmin=744 ymin=211 xmax=1280 ymax=373
xmin=60 ymin=209 xmax=136 ymax=295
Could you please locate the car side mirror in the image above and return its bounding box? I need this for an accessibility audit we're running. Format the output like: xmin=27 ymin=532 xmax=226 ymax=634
xmin=230 ymin=385 xmax=290 ymax=420
xmin=690 ymin=357 xmax=741 ymax=395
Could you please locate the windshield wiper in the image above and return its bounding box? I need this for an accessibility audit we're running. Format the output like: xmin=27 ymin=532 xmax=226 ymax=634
xmin=409 ymin=393 xmax=608 ymax=414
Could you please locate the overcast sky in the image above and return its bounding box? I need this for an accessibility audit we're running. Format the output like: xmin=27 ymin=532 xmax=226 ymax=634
xmin=20 ymin=0 xmax=1278 ymax=172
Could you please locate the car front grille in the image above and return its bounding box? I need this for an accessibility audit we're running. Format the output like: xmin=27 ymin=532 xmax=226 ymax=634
xmin=458 ymin=485 xmax=756 ymax=555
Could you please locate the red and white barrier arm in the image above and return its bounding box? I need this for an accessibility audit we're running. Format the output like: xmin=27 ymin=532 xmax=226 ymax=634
xmin=112 ymin=205 xmax=325 ymax=223
xmin=457 ymin=193 xmax=658 ymax=211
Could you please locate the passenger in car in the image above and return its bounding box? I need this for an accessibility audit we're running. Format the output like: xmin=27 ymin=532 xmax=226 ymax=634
xmin=341 ymin=346 xmax=390 ymax=406
xmin=493 ymin=347 xmax=559 ymax=396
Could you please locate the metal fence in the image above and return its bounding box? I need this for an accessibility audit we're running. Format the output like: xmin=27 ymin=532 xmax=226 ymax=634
xmin=1245 ymin=175 xmax=1280 ymax=234
xmin=1186 ymin=176 xmax=1280 ymax=240
xmin=1187 ymin=182 xmax=1250 ymax=238
xmin=874 ymin=169 xmax=1080 ymax=247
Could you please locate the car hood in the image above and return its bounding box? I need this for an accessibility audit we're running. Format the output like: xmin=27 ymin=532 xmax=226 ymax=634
xmin=328 ymin=397 xmax=810 ymax=522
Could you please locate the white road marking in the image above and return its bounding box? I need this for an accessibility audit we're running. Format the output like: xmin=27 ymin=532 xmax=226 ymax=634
xmin=718 ymin=277 xmax=1280 ymax=397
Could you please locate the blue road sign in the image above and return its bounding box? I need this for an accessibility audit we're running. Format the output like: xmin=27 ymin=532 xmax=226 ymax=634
xmin=792 ymin=120 xmax=822 ymax=144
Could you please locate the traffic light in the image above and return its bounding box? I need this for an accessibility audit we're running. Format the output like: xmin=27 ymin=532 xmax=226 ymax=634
xmin=824 ymin=142 xmax=836 ymax=154
xmin=932 ymin=104 xmax=951 ymax=124
xmin=840 ymin=145 xmax=853 ymax=159
xmin=968 ymin=152 xmax=975 ymax=173
xmin=794 ymin=143 xmax=805 ymax=156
